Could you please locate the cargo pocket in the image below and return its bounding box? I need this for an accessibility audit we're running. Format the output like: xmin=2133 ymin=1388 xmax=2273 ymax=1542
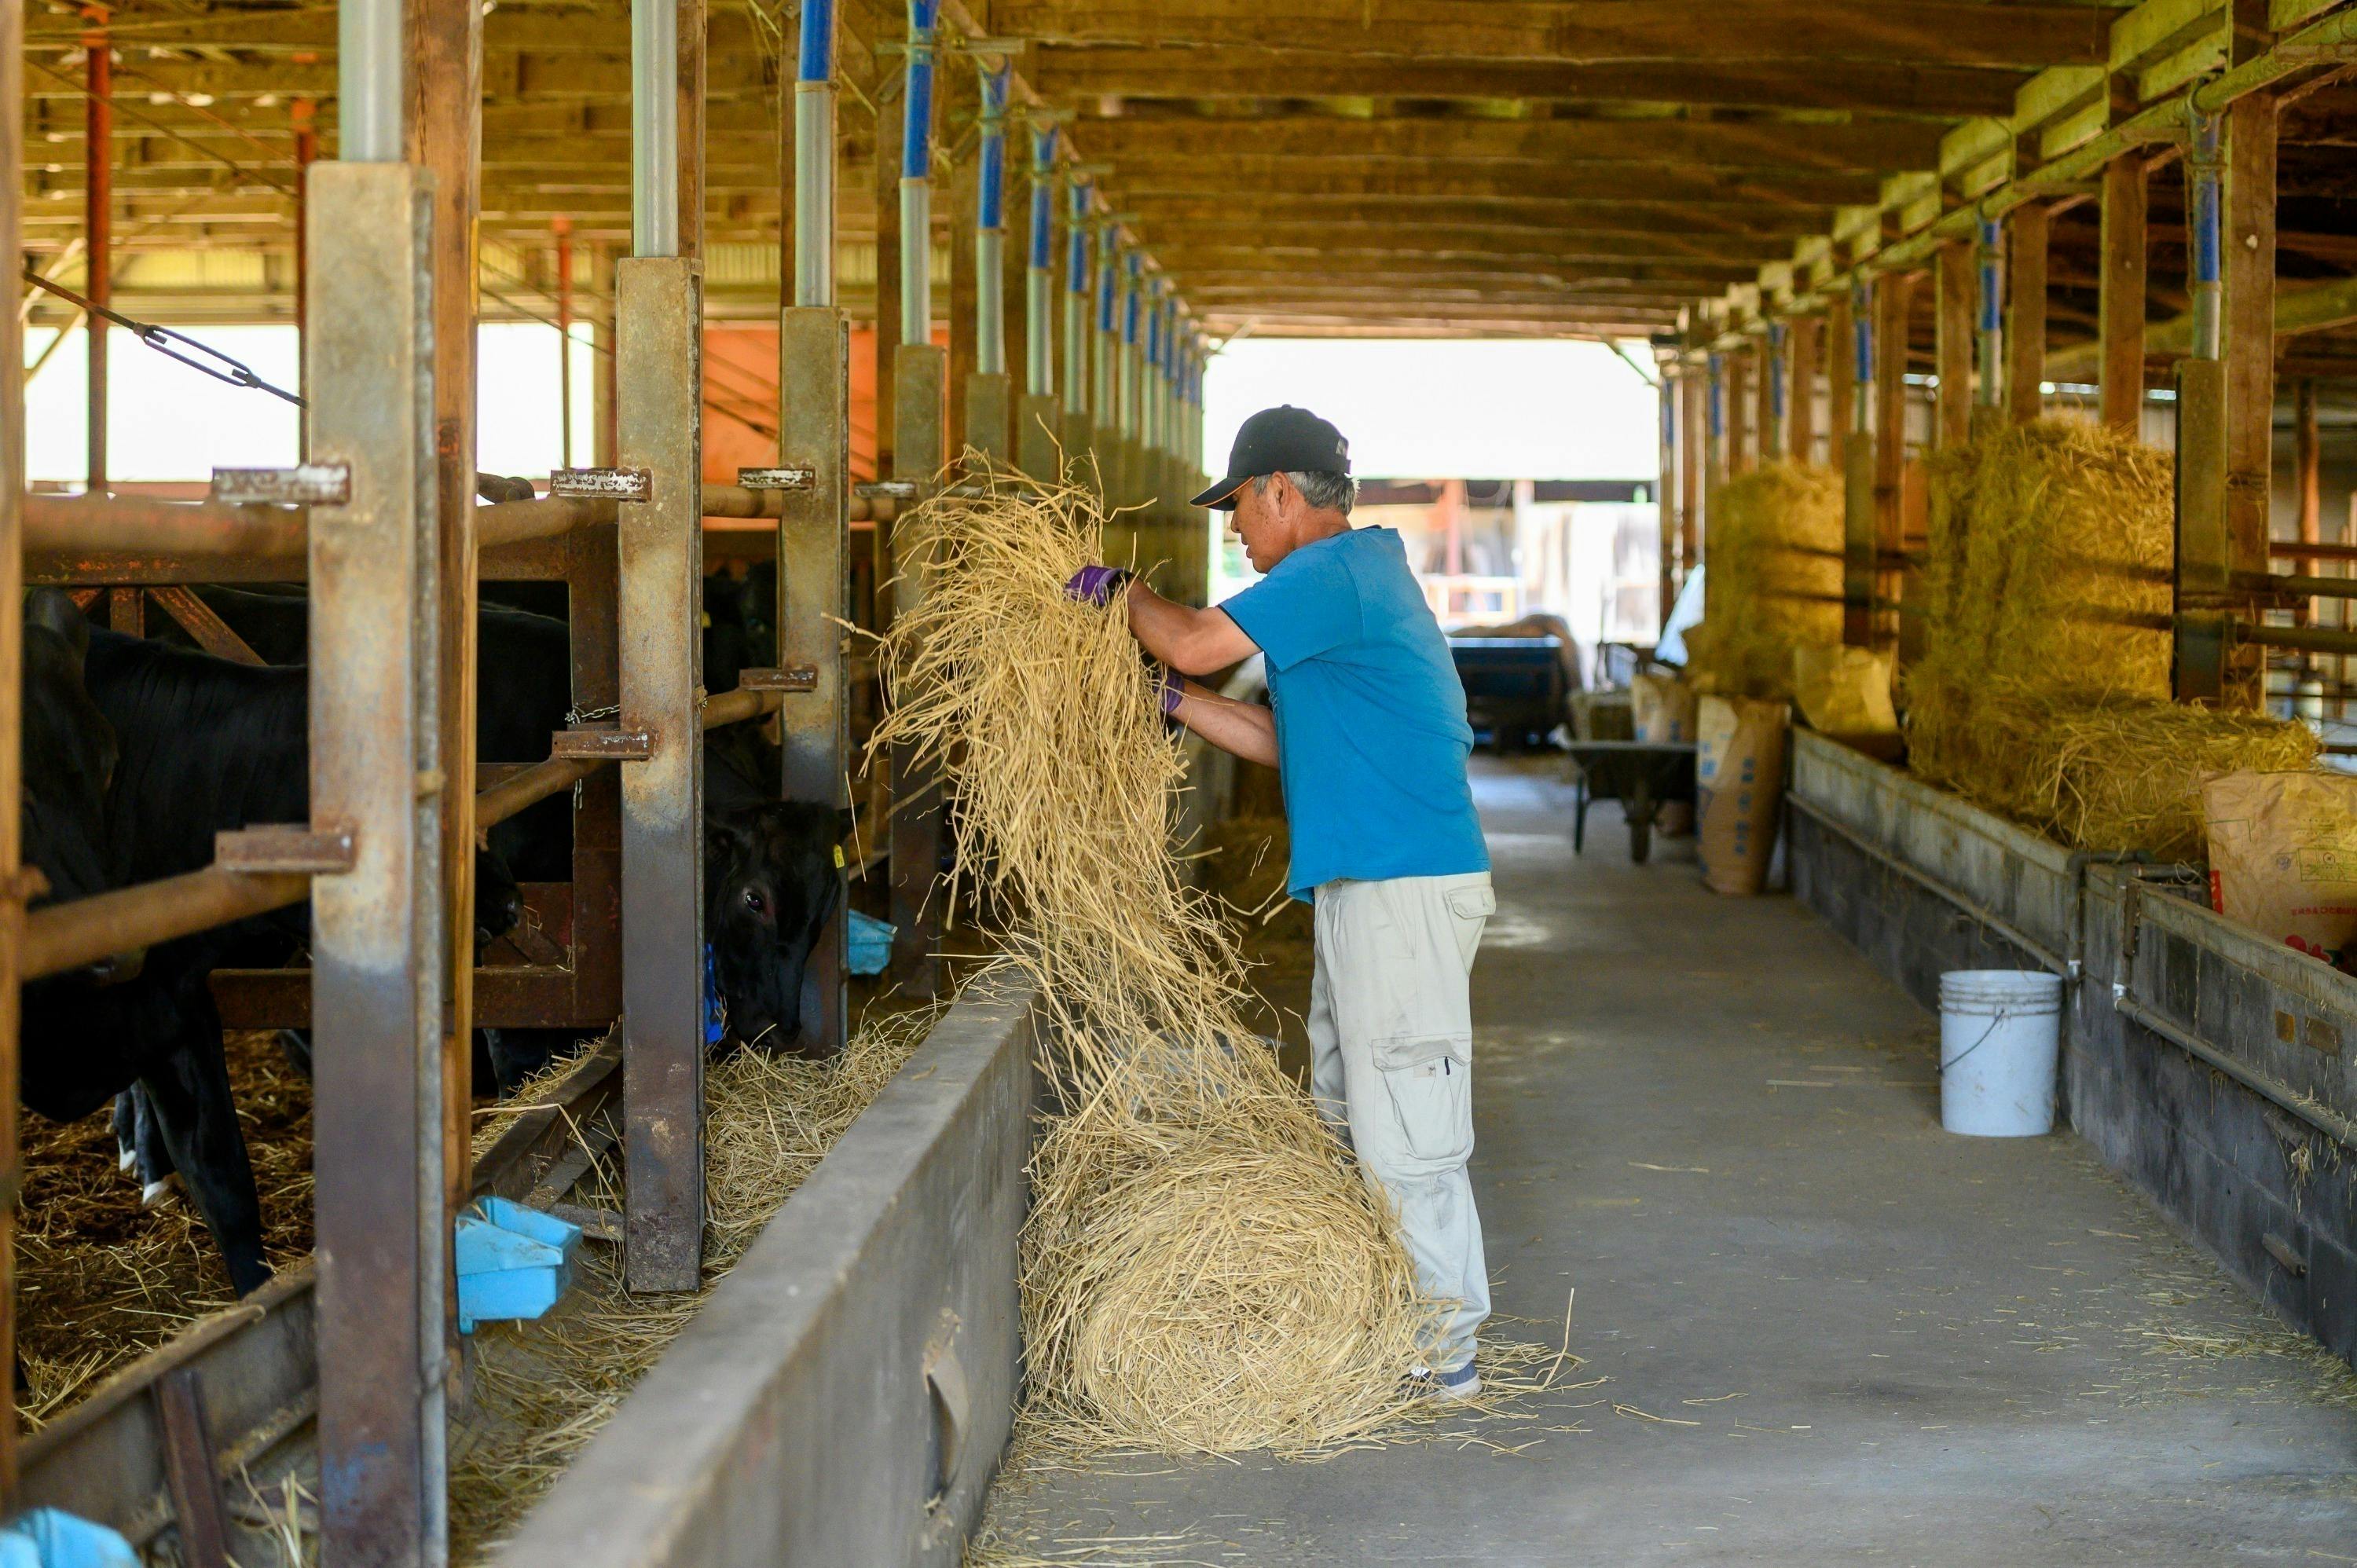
xmin=1446 ymin=885 xmax=1496 ymax=922
xmin=1371 ymin=1034 xmax=1473 ymax=1174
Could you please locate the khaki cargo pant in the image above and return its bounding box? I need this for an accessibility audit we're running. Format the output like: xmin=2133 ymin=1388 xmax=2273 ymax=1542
xmin=1308 ymin=870 xmax=1494 ymax=1372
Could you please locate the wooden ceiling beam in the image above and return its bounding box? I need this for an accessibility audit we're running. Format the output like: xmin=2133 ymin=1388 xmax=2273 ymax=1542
xmin=1030 ymin=49 xmax=2026 ymax=117
xmin=1069 ymin=114 xmax=1946 ymax=172
xmin=1113 ymin=194 xmax=1831 ymax=236
xmin=1159 ymin=244 xmax=1768 ymax=277
xmin=1099 ymin=155 xmax=1873 ymax=206
xmin=1146 ymin=226 xmax=1798 ymax=263
xmin=996 ymin=0 xmax=2114 ymax=68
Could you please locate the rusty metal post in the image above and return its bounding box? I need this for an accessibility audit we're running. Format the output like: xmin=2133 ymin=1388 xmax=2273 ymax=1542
xmin=616 ymin=0 xmax=704 ymax=1293
xmin=0 ymin=0 xmax=24 ymax=1509
xmin=408 ymin=0 xmax=482 ymax=1348
xmin=1017 ymin=124 xmax=1059 ymax=479
xmin=776 ymin=0 xmax=849 ymax=1058
xmin=306 ymin=159 xmax=449 ymax=1568
xmin=616 ymin=258 xmax=706 ymax=1292
xmin=965 ymin=61 xmax=1010 ymax=461
xmin=1059 ymin=178 xmax=1093 ymax=477
xmin=82 ymin=4 xmax=109 ymax=496
xmin=889 ymin=0 xmax=946 ymax=994
xmin=1092 ymin=224 xmax=1120 ymax=520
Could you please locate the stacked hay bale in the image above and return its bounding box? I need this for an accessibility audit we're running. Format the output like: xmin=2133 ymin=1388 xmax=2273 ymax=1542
xmin=1907 ymin=419 xmax=2316 ymax=859
xmin=1684 ymin=461 xmax=1843 ymax=699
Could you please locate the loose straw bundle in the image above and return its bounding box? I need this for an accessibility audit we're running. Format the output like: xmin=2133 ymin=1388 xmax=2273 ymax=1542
xmin=869 ymin=468 xmax=1431 ymax=1455
xmin=1684 ymin=461 xmax=1842 ymax=699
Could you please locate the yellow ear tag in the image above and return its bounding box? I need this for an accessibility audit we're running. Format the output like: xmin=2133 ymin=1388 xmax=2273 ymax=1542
xmin=833 ymin=844 xmax=845 ymax=869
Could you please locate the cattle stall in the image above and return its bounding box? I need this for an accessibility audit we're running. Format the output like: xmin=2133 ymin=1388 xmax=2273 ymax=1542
xmin=3 ymin=0 xmax=1210 ymax=1558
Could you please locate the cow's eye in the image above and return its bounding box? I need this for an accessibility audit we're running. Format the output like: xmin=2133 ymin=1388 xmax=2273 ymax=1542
xmin=742 ymin=889 xmax=766 ymax=915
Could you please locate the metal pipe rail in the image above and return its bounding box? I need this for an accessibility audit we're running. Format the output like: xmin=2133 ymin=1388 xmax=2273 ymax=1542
xmin=25 ymin=686 xmax=789 ymax=981
xmin=26 ymin=485 xmax=900 ymax=566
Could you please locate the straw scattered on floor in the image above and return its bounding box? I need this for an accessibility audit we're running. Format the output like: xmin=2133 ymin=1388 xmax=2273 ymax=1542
xmin=870 ymin=465 xmax=1445 ymax=1458
xmin=13 ymin=1029 xmax=313 ymax=1429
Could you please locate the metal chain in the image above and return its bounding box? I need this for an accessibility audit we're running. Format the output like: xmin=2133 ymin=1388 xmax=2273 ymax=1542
xmin=21 ymin=269 xmax=306 ymax=407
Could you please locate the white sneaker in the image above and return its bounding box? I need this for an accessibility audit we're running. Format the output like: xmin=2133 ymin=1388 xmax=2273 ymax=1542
xmin=1409 ymin=1362 xmax=1483 ymax=1401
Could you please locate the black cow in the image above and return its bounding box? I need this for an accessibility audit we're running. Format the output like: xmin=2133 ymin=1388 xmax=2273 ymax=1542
xmin=185 ymin=592 xmax=849 ymax=1057
xmin=17 ymin=592 xmax=274 ymax=1295
xmin=71 ymin=626 xmax=523 ymax=1294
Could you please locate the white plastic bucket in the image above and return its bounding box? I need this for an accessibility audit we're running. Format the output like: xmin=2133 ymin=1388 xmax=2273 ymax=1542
xmin=1937 ymin=969 xmax=2064 ymax=1137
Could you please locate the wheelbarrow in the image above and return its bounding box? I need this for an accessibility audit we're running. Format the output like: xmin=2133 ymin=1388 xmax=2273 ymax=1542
xmin=1564 ymin=740 xmax=1699 ymax=865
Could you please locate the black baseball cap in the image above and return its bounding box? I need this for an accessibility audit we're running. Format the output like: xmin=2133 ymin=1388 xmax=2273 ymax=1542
xmin=1190 ymin=405 xmax=1352 ymax=511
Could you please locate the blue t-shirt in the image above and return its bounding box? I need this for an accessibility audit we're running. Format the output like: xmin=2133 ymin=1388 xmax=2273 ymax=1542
xmin=1219 ymin=526 xmax=1488 ymax=900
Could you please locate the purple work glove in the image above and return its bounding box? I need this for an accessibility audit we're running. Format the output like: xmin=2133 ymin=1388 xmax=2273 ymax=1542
xmin=1156 ymin=664 xmax=1186 ymax=718
xmin=1065 ymin=564 xmax=1132 ymax=606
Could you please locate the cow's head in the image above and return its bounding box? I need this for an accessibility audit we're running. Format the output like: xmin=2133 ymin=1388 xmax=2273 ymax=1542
xmin=704 ymin=800 xmax=852 ymax=1055
xmin=22 ymin=589 xmax=138 ymax=980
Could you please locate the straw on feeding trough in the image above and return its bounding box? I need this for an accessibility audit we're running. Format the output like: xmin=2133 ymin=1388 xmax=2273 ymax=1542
xmin=867 ymin=463 xmax=1442 ymax=1456
xmin=1683 ymin=461 xmax=1842 ymax=700
xmin=445 ymin=1006 xmax=937 ymax=1562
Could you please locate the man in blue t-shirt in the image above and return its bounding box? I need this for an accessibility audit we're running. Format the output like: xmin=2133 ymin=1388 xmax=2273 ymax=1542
xmin=1065 ymin=405 xmax=1494 ymax=1398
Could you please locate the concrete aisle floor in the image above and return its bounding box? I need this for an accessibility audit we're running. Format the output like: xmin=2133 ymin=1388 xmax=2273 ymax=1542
xmin=973 ymin=759 xmax=2357 ymax=1567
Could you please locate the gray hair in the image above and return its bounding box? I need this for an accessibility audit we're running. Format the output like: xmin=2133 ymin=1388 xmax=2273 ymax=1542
xmin=1252 ymin=469 xmax=1356 ymax=516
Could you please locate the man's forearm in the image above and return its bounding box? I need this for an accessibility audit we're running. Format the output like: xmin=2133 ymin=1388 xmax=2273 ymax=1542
xmin=1171 ymin=682 xmax=1279 ymax=768
xmin=1127 ymin=581 xmax=1257 ymax=674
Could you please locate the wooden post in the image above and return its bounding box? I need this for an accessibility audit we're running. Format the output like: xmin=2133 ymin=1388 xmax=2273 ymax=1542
xmin=1935 ymin=241 xmax=1974 ymax=446
xmin=82 ymin=5 xmax=108 ymax=495
xmin=1725 ymin=347 xmax=1751 ymax=478
xmin=406 ymin=0 xmax=482 ymax=1319
xmin=555 ymin=217 xmax=575 ymax=467
xmin=1678 ymin=361 xmax=1703 ymax=584
xmin=2223 ymin=92 xmax=2276 ymax=708
xmin=1758 ymin=328 xmax=1780 ymax=464
xmin=596 ymin=245 xmax=619 ymax=465
xmin=1787 ymin=316 xmax=1816 ymax=463
xmin=676 ymin=0 xmax=704 ymax=258
xmin=2099 ymin=156 xmax=2148 ymax=433
xmin=292 ymin=97 xmax=317 ymax=450
xmin=1826 ymin=291 xmax=1853 ymax=472
xmin=2297 ymin=379 xmax=2320 ymax=628
xmin=2007 ymin=203 xmax=2048 ymax=424
xmin=0 ymin=0 xmax=24 ymax=1508
xmin=1657 ymin=366 xmax=1677 ymax=631
xmin=1873 ymin=273 xmax=1913 ymax=649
